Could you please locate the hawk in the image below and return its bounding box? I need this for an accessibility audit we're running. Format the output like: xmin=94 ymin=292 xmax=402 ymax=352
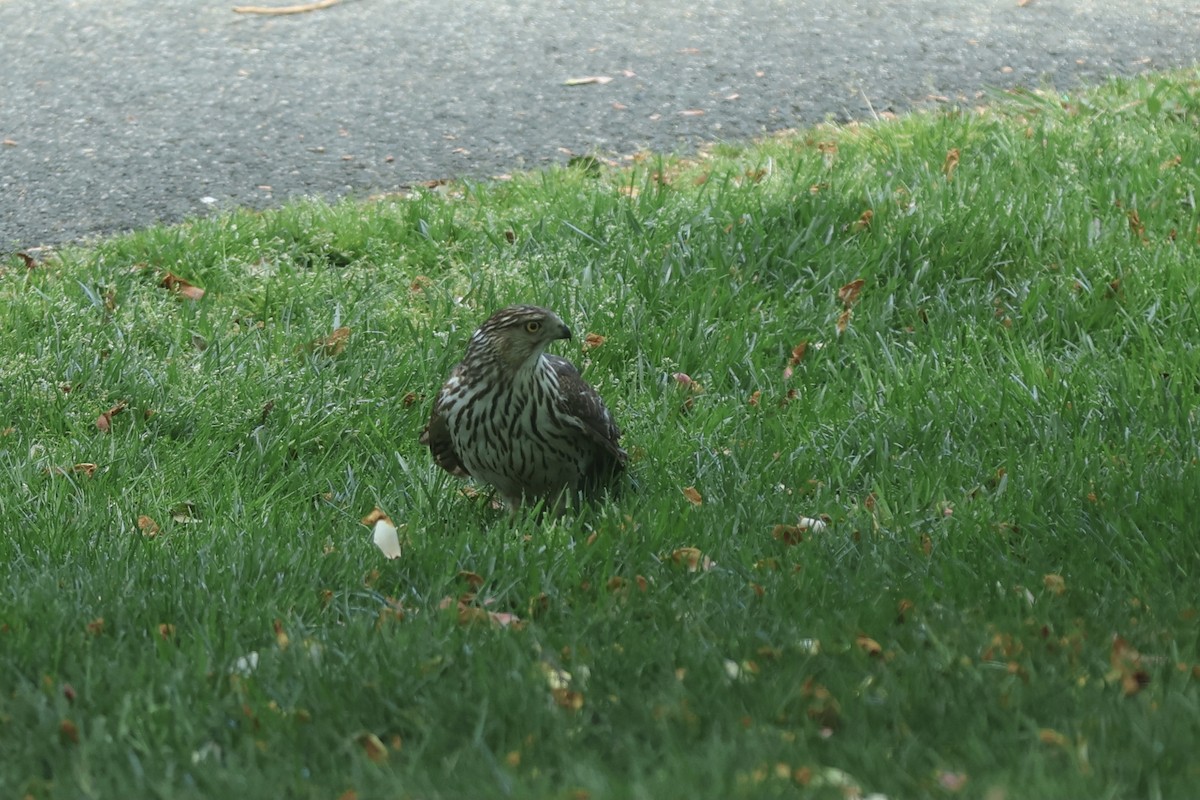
xmin=420 ymin=305 xmax=626 ymax=512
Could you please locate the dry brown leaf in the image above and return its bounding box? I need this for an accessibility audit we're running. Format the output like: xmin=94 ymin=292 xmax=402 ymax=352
xmin=160 ymin=272 xmax=205 ymax=301
xmin=309 ymin=326 xmax=351 ymax=357
xmin=552 ymin=687 xmax=585 ymax=710
xmin=1128 ymin=209 xmax=1146 ymax=239
xmin=457 ymin=571 xmax=485 ymax=589
xmin=855 ymin=634 xmax=883 ymax=657
xmin=583 ymin=332 xmax=606 ymax=351
xmin=1110 ymin=635 xmax=1151 ymax=696
xmin=788 ymin=341 xmax=808 ymax=365
xmin=360 ymin=507 xmax=392 ymax=527
xmin=835 ymin=308 xmax=852 ymax=335
xmin=1043 ymin=573 xmax=1066 ymax=596
xmin=670 ymin=546 xmax=714 ymax=572
xmin=838 ymin=279 xmax=865 ymax=307
xmin=771 ymin=524 xmax=805 ymax=545
xmin=71 ymin=463 xmax=98 ymax=478
xmin=86 ymin=618 xmax=105 ymax=636
xmin=943 ymin=148 xmax=960 ymax=180
xmin=682 ymin=486 xmax=703 ymax=506
xmin=96 ymin=401 xmax=127 ymax=433
xmin=137 ymin=515 xmax=160 ymax=538
xmin=158 ymin=623 xmax=176 ymax=640
xmin=850 ymin=209 xmax=873 ymax=232
xmin=747 ymin=390 xmax=761 ymax=407
xmin=356 ymin=732 xmax=388 ymax=763
xmin=1038 ymin=728 xmax=1067 ymax=746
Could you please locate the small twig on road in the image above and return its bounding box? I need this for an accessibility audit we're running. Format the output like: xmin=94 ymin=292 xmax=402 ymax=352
xmin=233 ymin=0 xmax=340 ymax=15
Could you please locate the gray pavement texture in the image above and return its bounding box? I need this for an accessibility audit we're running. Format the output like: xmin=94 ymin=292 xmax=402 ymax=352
xmin=2 ymin=0 xmax=1198 ymax=250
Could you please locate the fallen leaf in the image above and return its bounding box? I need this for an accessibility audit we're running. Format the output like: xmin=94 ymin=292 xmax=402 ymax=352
xmin=583 ymin=332 xmax=606 ymax=351
xmin=137 ymin=515 xmax=160 ymax=538
xmin=564 ymin=76 xmax=613 ymax=86
xmin=86 ymin=618 xmax=105 ymax=636
xmin=457 ymin=571 xmax=485 ymax=589
xmin=308 ymin=326 xmax=351 ymax=357
xmin=372 ymin=519 xmax=402 ymax=560
xmin=681 ymin=486 xmax=703 ymax=506
xmin=95 ymin=401 xmax=127 ymax=433
xmin=357 ymin=732 xmax=388 ymax=763
xmin=552 ymin=687 xmax=585 ymax=710
xmin=361 ymin=507 xmax=392 ymax=526
xmin=1043 ymin=573 xmax=1066 ymax=596
xmin=1110 ymin=635 xmax=1151 ymax=696
xmin=850 ymin=209 xmax=873 ymax=232
xmin=670 ymin=546 xmax=715 ymax=572
xmin=837 ymin=279 xmax=865 ymax=307
xmin=771 ymin=524 xmax=805 ymax=545
xmin=1038 ymin=728 xmax=1067 ymax=746
xmin=160 ymin=272 xmax=205 ymax=301
xmin=1128 ymin=209 xmax=1146 ymax=239
xmin=158 ymin=623 xmax=176 ymax=640
xmin=855 ymin=634 xmax=883 ymax=657
xmin=747 ymin=390 xmax=761 ymax=406
xmin=943 ymin=148 xmax=960 ymax=180
xmin=835 ymin=308 xmax=852 ymax=335
xmin=788 ymin=341 xmax=808 ymax=365
xmin=273 ymin=619 xmax=290 ymax=650
xmin=72 ymin=463 xmax=98 ymax=478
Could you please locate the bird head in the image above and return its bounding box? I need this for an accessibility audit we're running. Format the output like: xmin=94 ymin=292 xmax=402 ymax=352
xmin=468 ymin=305 xmax=572 ymax=373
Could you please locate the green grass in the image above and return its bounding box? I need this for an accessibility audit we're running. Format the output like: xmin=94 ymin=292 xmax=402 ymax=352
xmin=3 ymin=69 xmax=1200 ymax=799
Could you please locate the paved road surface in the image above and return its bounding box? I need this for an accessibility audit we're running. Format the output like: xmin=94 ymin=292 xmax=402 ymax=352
xmin=1 ymin=0 xmax=1197 ymax=250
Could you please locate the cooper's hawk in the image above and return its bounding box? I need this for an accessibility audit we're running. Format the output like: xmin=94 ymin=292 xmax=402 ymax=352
xmin=420 ymin=305 xmax=626 ymax=512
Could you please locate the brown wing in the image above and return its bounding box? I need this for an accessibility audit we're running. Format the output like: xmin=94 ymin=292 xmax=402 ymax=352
xmin=419 ymin=369 xmax=470 ymax=478
xmin=545 ymin=355 xmax=627 ymax=468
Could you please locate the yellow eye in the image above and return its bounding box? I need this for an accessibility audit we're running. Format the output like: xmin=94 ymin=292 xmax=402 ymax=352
xmin=525 ymin=321 xmax=542 ymax=333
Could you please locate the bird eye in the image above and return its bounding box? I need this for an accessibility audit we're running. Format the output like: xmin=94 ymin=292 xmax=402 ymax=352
xmin=525 ymin=321 xmax=542 ymax=333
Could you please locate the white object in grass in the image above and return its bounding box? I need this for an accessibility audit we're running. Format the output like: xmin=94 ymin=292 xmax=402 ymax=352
xmin=373 ymin=518 xmax=402 ymax=559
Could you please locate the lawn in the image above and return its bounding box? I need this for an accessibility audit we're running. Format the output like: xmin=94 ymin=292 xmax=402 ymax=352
xmin=2 ymin=70 xmax=1199 ymax=799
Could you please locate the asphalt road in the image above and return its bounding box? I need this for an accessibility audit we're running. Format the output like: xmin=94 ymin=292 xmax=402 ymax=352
xmin=2 ymin=0 xmax=1198 ymax=251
